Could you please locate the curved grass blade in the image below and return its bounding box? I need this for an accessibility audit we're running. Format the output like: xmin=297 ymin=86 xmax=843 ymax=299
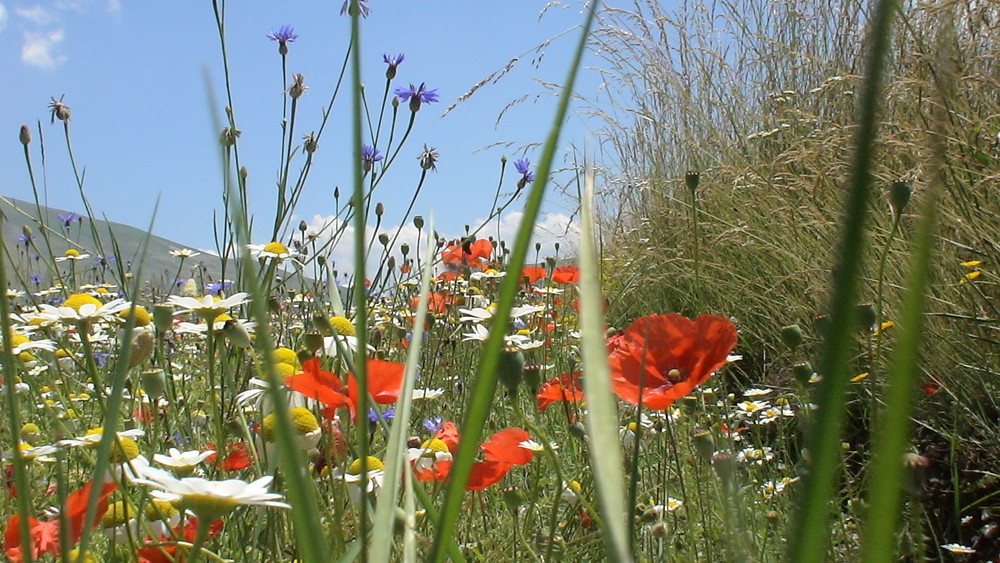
xmin=788 ymin=0 xmax=899 ymax=560
xmin=861 ymin=22 xmax=951 ymax=561
xmin=369 ymin=218 xmax=436 ymax=562
xmin=579 ymin=160 xmax=632 ymax=561
xmin=427 ymin=2 xmax=601 ymax=561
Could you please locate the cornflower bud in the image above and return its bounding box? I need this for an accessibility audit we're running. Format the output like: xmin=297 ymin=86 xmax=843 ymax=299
xmin=289 ymin=74 xmax=308 ymax=99
xmin=19 ymin=125 xmax=31 ymax=145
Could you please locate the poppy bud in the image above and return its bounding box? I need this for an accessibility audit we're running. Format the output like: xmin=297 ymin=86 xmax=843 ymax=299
xmin=712 ymin=450 xmax=736 ymax=484
xmin=141 ymin=368 xmax=168 ymax=399
xmin=297 ymin=349 xmax=314 ymax=364
xmin=692 ymin=429 xmax=715 ymax=464
xmin=413 ymin=216 xmax=424 ymax=230
xmin=501 ymin=155 xmax=508 ymax=165
xmin=502 ymin=487 xmax=524 ymax=514
xmin=650 ymin=522 xmax=670 ymax=540
xmin=312 ymin=314 xmax=335 ymax=336
xmin=780 ymin=324 xmax=804 ymax=350
xmin=400 ymin=243 xmax=410 ymax=257
xmin=792 ymin=362 xmax=814 ymax=385
xmin=523 ymin=363 xmax=542 ymax=395
xmin=153 ymin=304 xmax=174 ymax=334
xmin=497 ymin=349 xmax=525 ymax=397
xmin=19 ymin=125 xmax=31 ymax=146
xmin=568 ymin=421 xmax=587 ymax=440
xmin=685 ymin=170 xmax=700 ymax=192
xmin=889 ymin=180 xmax=911 ymax=217
xmin=223 ymin=319 xmax=253 ymax=348
xmin=856 ymin=303 xmax=877 ymax=333
xmin=240 ymin=166 xmax=249 ymax=181
xmin=554 ymin=242 xmax=560 ymax=253
xmin=303 ymin=332 xmax=325 ymax=353
xmin=387 ymin=256 xmax=396 ymax=271
xmin=378 ymin=233 xmax=390 ymax=246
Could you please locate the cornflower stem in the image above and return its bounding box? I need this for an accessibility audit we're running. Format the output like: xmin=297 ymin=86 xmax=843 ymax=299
xmin=347 ymin=4 xmax=372 ymax=557
xmin=77 ymin=321 xmax=108 ymax=416
xmin=272 ymin=95 xmax=300 ymax=241
xmin=61 ymin=121 xmax=111 ymax=271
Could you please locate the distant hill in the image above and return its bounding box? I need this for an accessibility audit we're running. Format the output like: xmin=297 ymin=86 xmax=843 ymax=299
xmin=1 ymin=195 xmax=224 ymax=293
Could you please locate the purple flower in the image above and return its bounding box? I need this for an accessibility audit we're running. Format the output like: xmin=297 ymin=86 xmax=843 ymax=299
xmin=423 ymin=416 xmax=444 ymax=434
xmin=361 ymin=144 xmax=383 ymax=171
xmin=369 ymin=407 xmax=395 ymax=424
xmin=267 ymin=25 xmax=298 ymax=54
xmin=16 ymin=234 xmax=35 ymax=244
xmin=29 ymin=273 xmax=44 ymax=285
xmin=382 ymin=53 xmax=404 ymax=79
xmin=515 ymin=158 xmax=535 ymax=188
xmin=340 ymin=0 xmax=371 ymax=18
xmin=92 ymin=352 xmax=111 ymax=367
xmin=57 ymin=212 xmax=80 ymax=228
xmin=394 ymin=83 xmax=439 ymax=112
xmin=206 ymin=280 xmax=233 ymax=293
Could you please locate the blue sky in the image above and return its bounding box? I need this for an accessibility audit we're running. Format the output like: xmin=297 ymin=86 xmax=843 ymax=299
xmin=0 ymin=1 xmax=606 ymax=269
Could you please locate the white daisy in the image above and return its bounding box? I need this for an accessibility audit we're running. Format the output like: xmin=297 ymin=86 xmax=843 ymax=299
xmin=134 ymin=466 xmax=290 ymax=519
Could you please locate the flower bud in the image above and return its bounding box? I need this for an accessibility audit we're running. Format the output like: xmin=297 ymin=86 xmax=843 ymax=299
xmin=856 ymin=303 xmax=877 ymax=333
xmin=289 ymin=74 xmax=308 ymax=99
xmin=375 ymin=202 xmax=384 ymax=217
xmin=792 ymin=362 xmax=814 ymax=385
xmin=19 ymin=125 xmax=31 ymax=146
xmin=497 ymin=349 xmax=525 ymax=397
xmin=130 ymin=327 xmax=155 ymax=368
xmin=523 ymin=363 xmax=542 ymax=395
xmin=502 ymin=487 xmax=524 ymax=514
xmin=220 ymin=127 xmax=241 ymax=147
xmin=712 ymin=450 xmax=736 ymax=484
xmin=568 ymin=421 xmax=587 ymax=440
xmin=413 ymin=216 xmax=424 ymax=230
xmin=303 ymin=133 xmax=318 ymax=153
xmin=685 ymin=170 xmax=700 ymax=192
xmin=780 ymin=324 xmax=804 ymax=350
xmin=153 ymin=304 xmax=174 ymax=334
xmin=141 ymin=369 xmax=168 ymax=399
xmin=223 ymin=319 xmax=253 ymax=348
xmin=692 ymin=429 xmax=715 ymax=464
xmin=378 ymin=233 xmax=390 ymax=246
xmin=400 ymin=243 xmax=410 ymax=257
xmin=889 ymin=180 xmax=911 ymax=217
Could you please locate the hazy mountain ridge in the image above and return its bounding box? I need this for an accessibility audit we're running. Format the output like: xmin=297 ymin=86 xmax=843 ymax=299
xmin=1 ymin=195 xmax=223 ymax=292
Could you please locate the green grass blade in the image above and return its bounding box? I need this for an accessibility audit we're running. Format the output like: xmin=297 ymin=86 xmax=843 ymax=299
xmin=861 ymin=29 xmax=950 ymax=560
xmin=428 ymin=3 xmax=600 ymax=561
xmin=369 ymin=218 xmax=436 ymax=562
xmin=788 ymin=0 xmax=899 ymax=560
xmin=0 ymin=212 xmax=37 ymax=563
xmin=579 ymin=161 xmax=632 ymax=561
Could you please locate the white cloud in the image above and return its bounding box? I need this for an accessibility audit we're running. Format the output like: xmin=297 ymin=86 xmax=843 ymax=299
xmin=14 ymin=5 xmax=55 ymax=25
xmin=21 ymin=28 xmax=66 ymax=69
xmin=0 ymin=4 xmax=9 ymax=33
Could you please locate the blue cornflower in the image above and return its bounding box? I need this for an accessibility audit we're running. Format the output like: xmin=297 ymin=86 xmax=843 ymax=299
xmin=93 ymin=352 xmax=111 ymax=367
xmin=340 ymin=0 xmax=371 ymax=18
xmin=394 ymin=83 xmax=439 ymax=112
xmin=369 ymin=407 xmax=395 ymax=424
xmin=361 ymin=144 xmax=383 ymax=171
xmin=57 ymin=212 xmax=80 ymax=228
xmin=29 ymin=273 xmax=44 ymax=285
xmin=423 ymin=416 xmax=444 ymax=434
xmin=206 ymin=280 xmax=233 ymax=293
xmin=266 ymin=25 xmax=298 ymax=55
xmin=382 ymin=53 xmax=404 ymax=79
xmin=16 ymin=233 xmax=35 ymax=244
xmin=515 ymin=158 xmax=535 ymax=188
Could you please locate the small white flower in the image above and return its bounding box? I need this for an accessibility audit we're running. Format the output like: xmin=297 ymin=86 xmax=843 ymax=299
xmin=37 ymin=299 xmax=131 ymax=325
xmin=743 ymin=388 xmax=773 ymax=397
xmin=940 ymin=543 xmax=976 ymax=554
xmin=153 ymin=448 xmax=216 ymax=470
xmin=411 ymin=388 xmax=445 ymax=400
xmin=169 ymin=248 xmax=202 ymax=259
xmin=134 ymin=466 xmax=290 ymax=517
xmin=167 ymin=292 xmax=249 ymax=321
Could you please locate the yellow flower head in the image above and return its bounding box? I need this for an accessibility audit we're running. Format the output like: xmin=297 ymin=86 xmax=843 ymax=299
xmin=145 ymin=499 xmax=180 ymax=522
xmin=419 ymin=438 xmax=449 ymax=454
xmin=101 ymin=500 xmax=137 ymax=528
xmin=118 ymin=305 xmax=152 ymax=327
xmin=263 ymin=241 xmax=289 ymax=255
xmin=348 ymin=456 xmax=385 ymax=475
xmin=63 ymin=293 xmax=102 ymax=312
xmin=261 ymin=407 xmax=320 ymax=443
xmin=109 ymin=437 xmax=141 ymax=463
xmin=329 ymin=316 xmax=356 ymax=336
xmin=274 ymin=362 xmax=297 ymax=377
xmin=272 ymin=347 xmax=300 ymax=367
xmin=64 ymin=249 xmax=81 ymax=258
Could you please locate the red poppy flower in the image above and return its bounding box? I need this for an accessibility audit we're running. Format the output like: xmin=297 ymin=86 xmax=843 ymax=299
xmin=435 ymin=421 xmax=461 ymax=454
xmin=537 ymin=371 xmax=585 ymax=412
xmin=466 ymin=428 xmax=534 ymax=490
xmin=207 ymin=442 xmax=253 ymax=471
xmin=520 ymin=266 xmax=547 ymax=284
xmin=4 ymin=480 xmax=116 ymax=562
xmin=137 ymin=517 xmax=224 ymax=563
xmin=286 ymin=357 xmax=404 ymax=420
xmin=608 ymin=314 xmax=737 ymax=410
xmin=441 ymin=239 xmax=493 ymax=269
xmin=437 ymin=270 xmax=458 ymax=282
xmin=552 ymin=266 xmax=581 ymax=284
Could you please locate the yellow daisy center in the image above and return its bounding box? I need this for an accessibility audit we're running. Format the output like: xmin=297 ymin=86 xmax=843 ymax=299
xmin=63 ymin=293 xmax=102 ymax=312
xmin=419 ymin=438 xmax=449 ymax=454
xmin=102 ymin=501 xmax=137 ymax=528
xmin=329 ymin=316 xmax=356 ymax=336
xmin=348 ymin=456 xmax=385 ymax=475
xmin=263 ymin=241 xmax=289 ymax=255
xmin=64 ymin=249 xmax=81 ymax=258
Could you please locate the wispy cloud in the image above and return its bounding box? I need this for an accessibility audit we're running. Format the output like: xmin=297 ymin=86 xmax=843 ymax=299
xmin=21 ymin=28 xmax=66 ymax=69
xmin=14 ymin=4 xmax=56 ymax=25
xmin=0 ymin=4 xmax=8 ymax=33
